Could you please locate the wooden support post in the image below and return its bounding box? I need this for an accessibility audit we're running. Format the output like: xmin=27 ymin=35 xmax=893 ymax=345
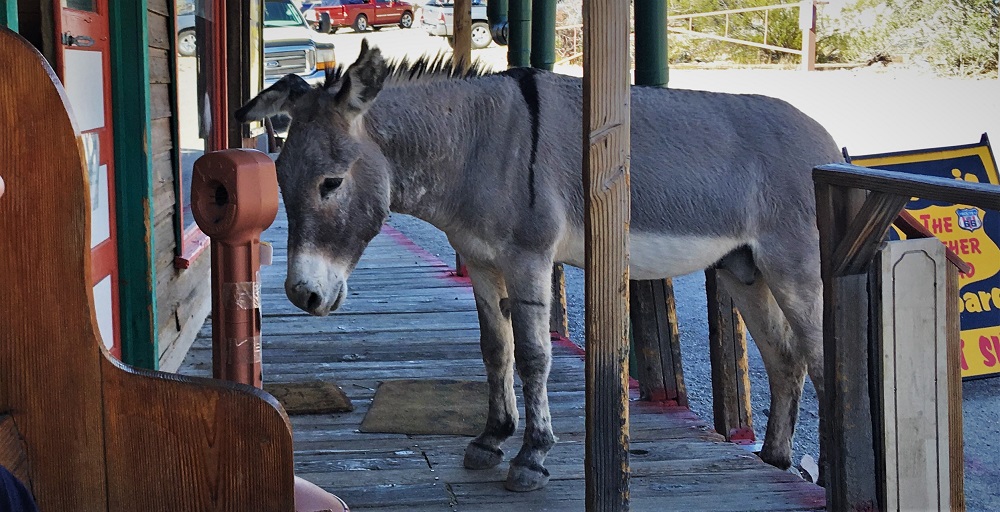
xmin=816 ymin=182 xmax=878 ymax=510
xmin=550 ymin=263 xmax=569 ymax=338
xmin=453 ymin=0 xmax=472 ymax=71
xmin=629 ymin=279 xmax=686 ymax=405
xmin=452 ymin=0 xmax=470 ymax=280
xmin=946 ymin=264 xmax=965 ymax=512
xmin=582 ymin=0 xmax=631 ymax=506
xmin=799 ymin=0 xmax=816 ymax=71
xmin=705 ymin=269 xmax=753 ymax=442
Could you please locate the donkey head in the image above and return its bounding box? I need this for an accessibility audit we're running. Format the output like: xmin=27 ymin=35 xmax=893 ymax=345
xmin=236 ymin=40 xmax=392 ymax=316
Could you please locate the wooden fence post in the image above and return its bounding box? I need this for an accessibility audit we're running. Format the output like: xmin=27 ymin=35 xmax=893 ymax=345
xmin=453 ymin=0 xmax=472 ymax=72
xmin=550 ymin=264 xmax=569 ymax=337
xmin=630 ymin=279 xmax=686 ymax=406
xmin=582 ymin=0 xmax=631 ymax=506
xmin=816 ymin=183 xmax=879 ymax=510
xmin=705 ymin=269 xmax=753 ymax=443
xmin=799 ymin=0 xmax=816 ymax=71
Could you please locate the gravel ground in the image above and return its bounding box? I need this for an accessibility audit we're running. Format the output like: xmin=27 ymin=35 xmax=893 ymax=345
xmin=326 ymin=28 xmax=999 ymax=509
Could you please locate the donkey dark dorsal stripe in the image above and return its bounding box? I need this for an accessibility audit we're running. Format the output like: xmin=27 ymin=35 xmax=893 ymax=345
xmin=500 ymin=67 xmax=542 ymax=208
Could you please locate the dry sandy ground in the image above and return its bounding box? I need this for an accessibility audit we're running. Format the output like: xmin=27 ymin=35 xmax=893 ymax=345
xmin=327 ymin=26 xmax=1000 ymax=510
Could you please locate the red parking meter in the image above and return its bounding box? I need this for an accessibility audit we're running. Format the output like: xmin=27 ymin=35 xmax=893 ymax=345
xmin=191 ymin=149 xmax=278 ymax=388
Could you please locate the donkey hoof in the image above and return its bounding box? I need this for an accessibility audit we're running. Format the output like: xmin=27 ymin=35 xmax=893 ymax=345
xmin=464 ymin=441 xmax=504 ymax=470
xmin=758 ymin=448 xmax=792 ymax=471
xmin=504 ymin=462 xmax=550 ymax=492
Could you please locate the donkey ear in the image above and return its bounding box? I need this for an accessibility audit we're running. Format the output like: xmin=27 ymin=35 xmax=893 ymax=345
xmin=332 ymin=39 xmax=389 ymax=120
xmin=235 ymin=73 xmax=311 ymax=123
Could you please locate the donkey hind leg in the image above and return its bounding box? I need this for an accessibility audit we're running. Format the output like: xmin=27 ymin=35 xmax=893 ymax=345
xmin=463 ymin=263 xmax=519 ymax=471
xmin=715 ymin=269 xmax=807 ymax=470
xmin=502 ymin=256 xmax=557 ymax=492
xmin=753 ymin=258 xmax=826 ymax=484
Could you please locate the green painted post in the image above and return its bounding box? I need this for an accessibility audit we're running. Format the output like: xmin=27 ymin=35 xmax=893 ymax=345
xmin=0 ymin=0 xmax=18 ymax=31
xmin=507 ymin=0 xmax=530 ymax=67
xmin=529 ymin=0 xmax=555 ymax=71
xmin=634 ymin=0 xmax=669 ymax=87
xmin=109 ymin=0 xmax=159 ymax=369
xmin=486 ymin=0 xmax=507 ymax=45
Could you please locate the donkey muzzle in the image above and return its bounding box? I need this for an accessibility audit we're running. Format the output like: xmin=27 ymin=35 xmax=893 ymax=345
xmin=285 ymin=250 xmax=349 ymax=316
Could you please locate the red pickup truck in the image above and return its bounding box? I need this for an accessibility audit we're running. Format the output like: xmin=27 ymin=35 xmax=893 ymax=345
xmin=303 ymin=0 xmax=415 ymax=33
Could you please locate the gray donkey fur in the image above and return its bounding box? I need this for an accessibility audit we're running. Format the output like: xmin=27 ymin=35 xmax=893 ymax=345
xmin=237 ymin=40 xmax=844 ymax=492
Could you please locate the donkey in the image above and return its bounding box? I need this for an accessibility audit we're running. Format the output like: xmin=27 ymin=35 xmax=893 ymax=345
xmin=237 ymin=40 xmax=843 ymax=492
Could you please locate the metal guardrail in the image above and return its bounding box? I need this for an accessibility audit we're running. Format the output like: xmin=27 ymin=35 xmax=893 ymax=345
xmin=553 ymin=0 xmax=819 ymax=69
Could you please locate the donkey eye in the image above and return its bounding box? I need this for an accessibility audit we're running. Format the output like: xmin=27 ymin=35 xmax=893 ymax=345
xmin=319 ymin=177 xmax=343 ymax=198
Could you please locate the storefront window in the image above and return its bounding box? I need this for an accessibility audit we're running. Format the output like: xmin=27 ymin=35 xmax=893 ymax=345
xmin=173 ymin=0 xmax=221 ymax=267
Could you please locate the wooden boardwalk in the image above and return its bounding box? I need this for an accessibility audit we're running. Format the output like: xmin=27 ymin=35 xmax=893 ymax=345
xmin=178 ymin=210 xmax=825 ymax=511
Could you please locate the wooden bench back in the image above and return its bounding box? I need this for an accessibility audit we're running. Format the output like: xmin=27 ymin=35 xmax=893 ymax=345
xmin=0 ymin=27 xmax=295 ymax=512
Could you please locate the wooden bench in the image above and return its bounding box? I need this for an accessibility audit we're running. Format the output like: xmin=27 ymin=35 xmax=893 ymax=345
xmin=0 ymin=26 xmax=295 ymax=511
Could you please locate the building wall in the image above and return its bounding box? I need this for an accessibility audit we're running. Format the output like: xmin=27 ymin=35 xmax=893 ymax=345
xmin=148 ymin=0 xmax=211 ymax=372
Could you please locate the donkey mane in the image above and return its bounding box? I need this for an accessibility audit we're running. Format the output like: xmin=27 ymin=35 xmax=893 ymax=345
xmin=322 ymin=50 xmax=494 ymax=91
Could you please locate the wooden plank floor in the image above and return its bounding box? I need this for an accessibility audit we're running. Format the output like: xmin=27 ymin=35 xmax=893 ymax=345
xmin=178 ymin=211 xmax=825 ymax=511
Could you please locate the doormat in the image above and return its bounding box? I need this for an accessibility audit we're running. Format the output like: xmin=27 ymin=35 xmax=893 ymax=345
xmin=264 ymin=380 xmax=354 ymax=415
xmin=360 ymin=379 xmax=488 ymax=436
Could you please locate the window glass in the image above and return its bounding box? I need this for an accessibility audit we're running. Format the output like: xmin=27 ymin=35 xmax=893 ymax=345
xmin=64 ymin=0 xmax=96 ymax=12
xmin=174 ymin=0 xmax=217 ymax=245
xmin=264 ymin=1 xmax=306 ymax=27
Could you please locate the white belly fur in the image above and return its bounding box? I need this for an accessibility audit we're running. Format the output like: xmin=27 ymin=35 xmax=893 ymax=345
xmin=556 ymin=230 xmax=745 ymax=280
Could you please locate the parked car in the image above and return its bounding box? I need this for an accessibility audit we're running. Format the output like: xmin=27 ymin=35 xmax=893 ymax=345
xmin=176 ymin=0 xmax=336 ymax=87
xmin=420 ymin=0 xmax=492 ymax=50
xmin=303 ymin=0 xmax=415 ymax=33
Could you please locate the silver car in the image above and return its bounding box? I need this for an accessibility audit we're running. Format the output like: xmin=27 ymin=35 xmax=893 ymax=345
xmin=420 ymin=0 xmax=493 ymax=49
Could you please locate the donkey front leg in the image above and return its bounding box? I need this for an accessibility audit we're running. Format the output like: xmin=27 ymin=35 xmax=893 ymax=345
xmin=502 ymin=256 xmax=557 ymax=492
xmin=464 ymin=263 xmax=519 ymax=471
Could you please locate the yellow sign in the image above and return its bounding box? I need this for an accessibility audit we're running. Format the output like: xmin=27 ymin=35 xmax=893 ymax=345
xmin=847 ymin=135 xmax=1000 ymax=379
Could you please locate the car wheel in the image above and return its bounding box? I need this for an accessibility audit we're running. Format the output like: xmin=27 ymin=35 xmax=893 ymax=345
xmin=319 ymin=12 xmax=332 ymax=34
xmin=353 ymin=14 xmax=368 ymax=32
xmin=470 ymin=22 xmax=491 ymax=49
xmin=177 ymin=29 xmax=197 ymax=57
xmin=399 ymin=11 xmax=413 ymax=28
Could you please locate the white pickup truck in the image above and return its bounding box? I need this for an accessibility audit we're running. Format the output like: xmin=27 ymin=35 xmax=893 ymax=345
xmin=420 ymin=0 xmax=494 ymax=49
xmin=177 ymin=0 xmax=336 ymax=87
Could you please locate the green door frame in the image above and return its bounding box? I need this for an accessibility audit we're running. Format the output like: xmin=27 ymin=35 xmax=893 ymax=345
xmin=108 ymin=0 xmax=159 ymax=369
xmin=1 ymin=0 xmax=17 ymax=31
